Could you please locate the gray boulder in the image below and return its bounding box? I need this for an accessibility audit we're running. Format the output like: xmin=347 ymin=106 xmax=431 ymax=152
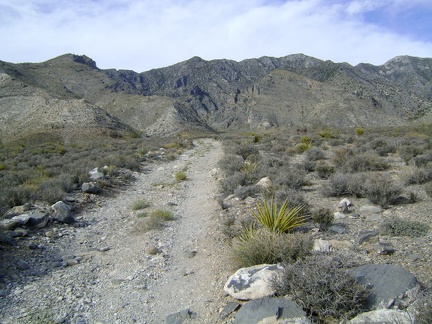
xmin=224 ymin=264 xmax=284 ymax=300
xmin=89 ymin=167 xmax=104 ymax=181
xmin=27 ymin=212 xmax=49 ymax=228
xmin=350 ymin=309 xmax=413 ymax=323
xmin=51 ymin=201 xmax=75 ymax=224
xmin=82 ymin=182 xmax=102 ymax=194
xmin=348 ymin=264 xmax=419 ymax=310
xmin=234 ymin=297 xmax=309 ymax=324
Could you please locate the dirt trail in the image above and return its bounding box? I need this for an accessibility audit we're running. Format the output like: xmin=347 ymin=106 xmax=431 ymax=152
xmin=0 ymin=138 xmax=232 ymax=323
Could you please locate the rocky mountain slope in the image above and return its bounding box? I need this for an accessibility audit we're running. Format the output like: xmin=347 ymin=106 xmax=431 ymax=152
xmin=1 ymin=53 xmax=431 ymax=142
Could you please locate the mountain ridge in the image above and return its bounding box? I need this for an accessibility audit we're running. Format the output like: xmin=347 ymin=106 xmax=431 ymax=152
xmin=0 ymin=53 xmax=431 ymax=142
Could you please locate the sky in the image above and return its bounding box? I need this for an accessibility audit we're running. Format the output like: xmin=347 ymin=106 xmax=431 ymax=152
xmin=0 ymin=0 xmax=431 ymax=72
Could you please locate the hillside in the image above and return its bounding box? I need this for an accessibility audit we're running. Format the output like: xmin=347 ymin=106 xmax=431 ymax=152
xmin=0 ymin=53 xmax=431 ymax=142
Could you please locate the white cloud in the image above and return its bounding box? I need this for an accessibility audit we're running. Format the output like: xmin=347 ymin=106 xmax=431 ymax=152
xmin=0 ymin=0 xmax=431 ymax=71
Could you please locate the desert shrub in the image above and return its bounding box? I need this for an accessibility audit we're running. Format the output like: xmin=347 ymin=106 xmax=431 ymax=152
xmin=321 ymin=173 xmax=366 ymax=197
xmin=319 ymin=129 xmax=336 ymax=139
xmin=273 ymin=254 xmax=370 ymax=321
xmin=303 ymin=160 xmax=316 ymax=172
xmin=355 ymin=126 xmax=365 ymax=136
xmin=231 ymin=229 xmax=312 ymax=267
xmin=414 ymin=152 xmax=432 ymax=167
xmin=218 ymin=154 xmax=244 ymax=175
xmin=252 ymin=198 xmax=307 ymax=234
xmin=274 ymin=188 xmax=309 ymax=213
xmin=230 ymin=143 xmax=259 ymax=160
xmin=380 ymin=216 xmax=429 ymax=237
xmin=342 ymin=152 xmax=389 ymax=173
xmin=38 ymin=179 xmax=66 ymax=204
xmin=399 ymin=144 xmax=426 ymax=163
xmin=132 ymin=199 xmax=150 ymax=210
xmin=424 ymin=182 xmax=432 ymax=198
xmin=414 ymin=286 xmax=432 ymax=324
xmin=220 ymin=171 xmax=247 ymax=196
xmin=305 ymin=147 xmax=325 ymax=161
xmin=370 ymin=139 xmax=397 ymax=156
xmin=363 ymin=175 xmax=402 ymax=207
xmin=311 ymin=208 xmax=334 ymax=231
xmin=174 ymin=171 xmax=187 ymax=181
xmin=274 ymin=166 xmax=307 ymax=190
xmin=151 ymin=209 xmax=174 ymax=221
xmin=315 ymin=162 xmax=335 ymax=179
xmin=401 ymin=166 xmax=432 ymax=185
xmin=3 ymin=186 xmax=36 ymax=208
xmin=234 ymin=185 xmax=260 ymax=200
xmin=331 ymin=147 xmax=354 ymax=166
xmin=295 ymin=142 xmax=312 ymax=153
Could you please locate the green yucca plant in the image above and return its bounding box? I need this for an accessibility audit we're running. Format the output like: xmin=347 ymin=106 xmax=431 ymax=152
xmin=252 ymin=199 xmax=307 ymax=233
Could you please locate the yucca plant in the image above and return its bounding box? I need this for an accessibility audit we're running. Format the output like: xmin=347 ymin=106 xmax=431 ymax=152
xmin=252 ymin=198 xmax=307 ymax=233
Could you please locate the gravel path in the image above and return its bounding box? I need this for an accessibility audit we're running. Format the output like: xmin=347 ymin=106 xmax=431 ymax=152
xmin=0 ymin=138 xmax=232 ymax=323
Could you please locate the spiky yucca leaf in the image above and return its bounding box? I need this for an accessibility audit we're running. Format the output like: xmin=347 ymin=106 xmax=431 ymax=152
xmin=252 ymin=199 xmax=307 ymax=233
xmin=237 ymin=221 xmax=258 ymax=243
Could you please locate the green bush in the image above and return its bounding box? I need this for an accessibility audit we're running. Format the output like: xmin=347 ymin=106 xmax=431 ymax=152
xmin=174 ymin=171 xmax=187 ymax=181
xmin=273 ymin=254 xmax=370 ymax=321
xmin=311 ymin=208 xmax=334 ymax=231
xmin=131 ymin=199 xmax=150 ymax=210
xmin=231 ymin=230 xmax=312 ymax=267
xmin=355 ymin=126 xmax=365 ymax=136
xmin=363 ymin=175 xmax=402 ymax=207
xmin=316 ymin=162 xmax=335 ymax=179
xmin=319 ymin=130 xmax=336 ymax=139
xmin=151 ymin=209 xmax=174 ymax=221
xmin=380 ymin=216 xmax=429 ymax=237
xmin=305 ymin=147 xmax=325 ymax=161
xmin=252 ymin=198 xmax=307 ymax=234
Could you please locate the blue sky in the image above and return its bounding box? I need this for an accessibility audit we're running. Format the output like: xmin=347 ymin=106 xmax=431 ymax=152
xmin=0 ymin=0 xmax=431 ymax=72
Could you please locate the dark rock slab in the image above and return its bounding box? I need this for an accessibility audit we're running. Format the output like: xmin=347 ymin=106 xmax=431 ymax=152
xmin=165 ymin=309 xmax=197 ymax=324
xmin=348 ymin=264 xmax=419 ymax=310
xmin=233 ymin=297 xmax=308 ymax=324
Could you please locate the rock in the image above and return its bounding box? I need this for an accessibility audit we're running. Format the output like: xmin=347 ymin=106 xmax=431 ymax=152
xmin=349 ymin=213 xmax=360 ymax=219
xmin=51 ymin=201 xmax=75 ymax=224
xmin=0 ymin=232 xmax=16 ymax=246
xmin=313 ymin=239 xmax=330 ymax=253
xmin=334 ymin=212 xmax=346 ymax=219
xmin=81 ymin=182 xmax=102 ymax=194
xmin=233 ymin=297 xmax=309 ymax=324
xmin=11 ymin=228 xmax=28 ymax=237
xmin=89 ymin=168 xmax=104 ymax=181
xmin=348 ymin=264 xmax=419 ymax=310
xmin=329 ymin=239 xmax=354 ymax=251
xmin=0 ymin=218 xmax=23 ymax=230
xmin=224 ymin=264 xmax=284 ymax=300
xmin=244 ymin=197 xmax=256 ymax=205
xmin=146 ymin=246 xmax=161 ymax=255
xmin=27 ymin=211 xmax=49 ymax=228
xmin=328 ymin=224 xmax=347 ymax=234
xmin=357 ymin=230 xmax=379 ymax=245
xmin=165 ymin=309 xmax=197 ymax=324
xmin=365 ymin=214 xmax=383 ymax=222
xmin=16 ymin=260 xmax=30 ymax=270
xmin=359 ymin=205 xmax=382 ymax=214
xmin=338 ymin=198 xmax=352 ymax=213
xmin=374 ymin=242 xmax=395 ymax=255
xmin=349 ymin=309 xmax=413 ymax=323
xmin=256 ymin=177 xmax=273 ymax=189
xmin=220 ymin=302 xmax=241 ymax=320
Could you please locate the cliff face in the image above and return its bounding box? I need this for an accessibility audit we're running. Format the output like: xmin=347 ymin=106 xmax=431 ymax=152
xmin=1 ymin=53 xmax=431 ymax=142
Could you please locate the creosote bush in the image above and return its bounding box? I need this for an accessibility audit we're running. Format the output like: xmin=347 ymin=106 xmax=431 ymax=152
xmin=174 ymin=171 xmax=187 ymax=181
xmin=311 ymin=208 xmax=334 ymax=231
xmin=273 ymin=254 xmax=370 ymax=322
xmin=380 ymin=216 xmax=429 ymax=237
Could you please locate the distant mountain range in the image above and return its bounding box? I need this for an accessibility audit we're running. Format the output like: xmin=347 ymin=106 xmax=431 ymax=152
xmin=0 ymin=53 xmax=431 ymax=142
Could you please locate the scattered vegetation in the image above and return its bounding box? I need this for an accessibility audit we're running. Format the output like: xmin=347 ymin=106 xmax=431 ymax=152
xmin=131 ymin=199 xmax=150 ymax=210
xmin=380 ymin=216 xmax=429 ymax=237
xmin=174 ymin=171 xmax=187 ymax=181
xmin=311 ymin=208 xmax=334 ymax=232
xmin=251 ymin=198 xmax=307 ymax=234
xmin=273 ymin=254 xmax=370 ymax=322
